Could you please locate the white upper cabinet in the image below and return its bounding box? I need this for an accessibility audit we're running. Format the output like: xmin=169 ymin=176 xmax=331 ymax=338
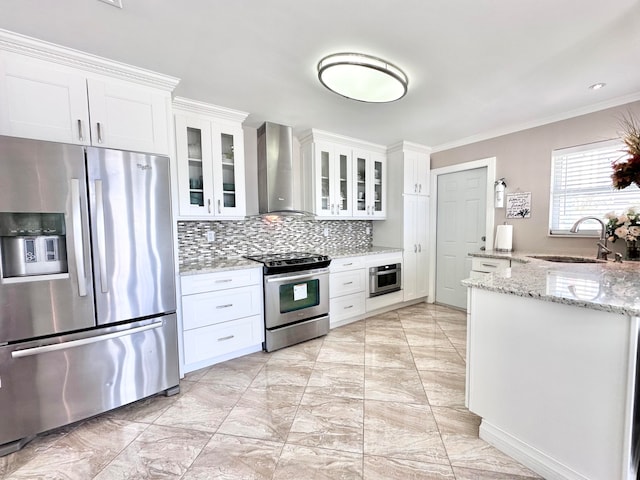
xmin=173 ymin=97 xmax=248 ymax=219
xmin=85 ymin=78 xmax=170 ymax=154
xmin=0 ymin=31 xmax=178 ymax=155
xmin=302 ymin=140 xmax=352 ymax=217
xmin=353 ymin=150 xmax=386 ymax=219
xmin=301 ymin=129 xmax=386 ymax=220
xmin=402 ymin=148 xmax=431 ymax=195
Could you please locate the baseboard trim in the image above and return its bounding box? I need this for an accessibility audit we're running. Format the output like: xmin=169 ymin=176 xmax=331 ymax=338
xmin=479 ymin=421 xmax=589 ymax=480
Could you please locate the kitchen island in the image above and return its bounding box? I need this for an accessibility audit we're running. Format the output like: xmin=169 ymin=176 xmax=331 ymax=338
xmin=462 ymin=254 xmax=640 ymax=480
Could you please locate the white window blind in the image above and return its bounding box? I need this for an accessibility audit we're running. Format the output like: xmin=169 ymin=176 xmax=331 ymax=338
xmin=549 ymin=139 xmax=640 ymax=235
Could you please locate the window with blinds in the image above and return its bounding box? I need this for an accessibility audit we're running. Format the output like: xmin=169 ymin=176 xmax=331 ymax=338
xmin=549 ymin=139 xmax=640 ymax=235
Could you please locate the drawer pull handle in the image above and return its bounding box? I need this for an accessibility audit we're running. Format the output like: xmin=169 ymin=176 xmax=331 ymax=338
xmin=344 ymin=305 xmax=353 ymax=309
xmin=215 ymin=279 xmax=233 ymax=283
xmin=343 ymin=262 xmax=353 ymax=266
xmin=216 ymin=303 xmax=233 ymax=309
xmin=481 ymin=263 xmax=497 ymax=268
xmin=218 ymin=335 xmax=234 ymax=341
xmin=344 ymin=281 xmax=353 ymax=285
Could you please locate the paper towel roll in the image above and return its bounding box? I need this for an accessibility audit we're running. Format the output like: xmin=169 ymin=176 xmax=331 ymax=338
xmin=494 ymin=224 xmax=513 ymax=252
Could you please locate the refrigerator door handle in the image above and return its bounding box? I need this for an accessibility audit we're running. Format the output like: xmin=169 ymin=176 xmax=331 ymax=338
xmin=95 ymin=180 xmax=108 ymax=293
xmin=71 ymin=178 xmax=88 ymax=297
xmin=11 ymin=321 xmax=164 ymax=358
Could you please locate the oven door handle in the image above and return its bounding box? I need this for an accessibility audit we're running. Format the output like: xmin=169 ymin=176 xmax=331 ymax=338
xmin=371 ymin=269 xmax=399 ymax=276
xmin=266 ymin=273 xmax=320 ymax=283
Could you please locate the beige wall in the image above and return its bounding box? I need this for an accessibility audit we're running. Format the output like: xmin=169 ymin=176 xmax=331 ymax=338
xmin=431 ymin=100 xmax=640 ymax=256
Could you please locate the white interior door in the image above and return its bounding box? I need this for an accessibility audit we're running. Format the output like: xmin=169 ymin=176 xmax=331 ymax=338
xmin=435 ymin=167 xmax=487 ymax=309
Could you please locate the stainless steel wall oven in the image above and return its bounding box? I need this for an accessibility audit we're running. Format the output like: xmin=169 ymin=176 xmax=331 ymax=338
xmin=245 ymin=252 xmax=330 ymax=352
xmin=369 ymin=262 xmax=402 ymax=297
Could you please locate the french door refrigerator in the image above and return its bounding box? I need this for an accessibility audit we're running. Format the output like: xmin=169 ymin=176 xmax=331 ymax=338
xmin=0 ymin=135 xmax=179 ymax=455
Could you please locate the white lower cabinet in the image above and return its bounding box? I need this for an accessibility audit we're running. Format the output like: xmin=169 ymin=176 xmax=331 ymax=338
xmin=469 ymin=257 xmax=511 ymax=278
xmin=329 ymin=256 xmax=367 ymax=327
xmin=180 ymin=267 xmax=263 ymax=372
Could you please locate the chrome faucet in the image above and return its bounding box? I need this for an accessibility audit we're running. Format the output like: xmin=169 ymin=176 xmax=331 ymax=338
xmin=569 ymin=216 xmax=612 ymax=260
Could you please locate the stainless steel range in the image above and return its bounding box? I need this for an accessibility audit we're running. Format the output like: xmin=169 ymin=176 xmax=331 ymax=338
xmin=245 ymin=252 xmax=331 ymax=352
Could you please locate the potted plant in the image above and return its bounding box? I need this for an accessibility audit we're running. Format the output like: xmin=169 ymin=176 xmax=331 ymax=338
xmin=611 ymin=113 xmax=640 ymax=189
xmin=605 ymin=208 xmax=640 ymax=260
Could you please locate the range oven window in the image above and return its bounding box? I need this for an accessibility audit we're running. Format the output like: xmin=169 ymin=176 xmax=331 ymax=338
xmin=279 ymin=279 xmax=320 ymax=313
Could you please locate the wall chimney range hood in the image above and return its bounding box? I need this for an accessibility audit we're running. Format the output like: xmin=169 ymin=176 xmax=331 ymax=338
xmin=257 ymin=122 xmax=313 ymax=217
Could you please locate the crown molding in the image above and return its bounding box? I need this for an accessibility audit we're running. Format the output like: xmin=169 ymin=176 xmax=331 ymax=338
xmin=386 ymin=140 xmax=432 ymax=155
xmin=0 ymin=28 xmax=180 ymax=91
xmin=172 ymin=97 xmax=249 ymax=123
xmin=298 ymin=128 xmax=386 ymax=153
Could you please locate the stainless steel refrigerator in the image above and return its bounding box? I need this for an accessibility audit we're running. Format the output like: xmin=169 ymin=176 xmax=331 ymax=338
xmin=0 ymin=135 xmax=179 ymax=455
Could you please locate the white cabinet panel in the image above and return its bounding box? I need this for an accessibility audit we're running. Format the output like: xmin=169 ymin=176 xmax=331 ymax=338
xmin=0 ymin=52 xmax=171 ymax=154
xmin=180 ymin=266 xmax=264 ymax=372
xmin=173 ymin=98 xmax=248 ymax=219
xmin=182 ymin=284 xmax=262 ymax=330
xmin=329 ymin=269 xmax=366 ymax=298
xmin=183 ymin=314 xmax=262 ymax=365
xmin=87 ymin=78 xmax=169 ymax=154
xmin=181 ymin=267 xmax=261 ymax=295
xmin=329 ymin=256 xmax=366 ymax=273
xmin=301 ymin=129 xmax=386 ymax=220
xmin=0 ymin=52 xmax=89 ymax=145
xmin=330 ymin=293 xmax=366 ymax=324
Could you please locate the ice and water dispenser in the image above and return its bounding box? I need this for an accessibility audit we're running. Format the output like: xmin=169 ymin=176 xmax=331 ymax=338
xmin=0 ymin=212 xmax=68 ymax=279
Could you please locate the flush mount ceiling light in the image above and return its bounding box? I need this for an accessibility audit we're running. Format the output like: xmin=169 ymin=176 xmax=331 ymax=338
xmin=317 ymin=53 xmax=408 ymax=103
xmin=589 ymin=82 xmax=606 ymax=90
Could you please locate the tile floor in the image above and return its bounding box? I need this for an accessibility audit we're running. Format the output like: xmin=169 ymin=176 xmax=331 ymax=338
xmin=0 ymin=303 xmax=542 ymax=479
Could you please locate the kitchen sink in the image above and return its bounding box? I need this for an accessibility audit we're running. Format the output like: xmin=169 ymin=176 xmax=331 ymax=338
xmin=526 ymin=255 xmax=605 ymax=263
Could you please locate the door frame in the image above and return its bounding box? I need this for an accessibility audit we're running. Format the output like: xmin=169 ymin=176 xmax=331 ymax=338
xmin=428 ymin=157 xmax=496 ymax=303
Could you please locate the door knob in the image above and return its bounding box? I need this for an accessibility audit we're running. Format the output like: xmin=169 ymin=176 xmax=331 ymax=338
xmin=480 ymin=246 xmax=486 ymax=251
xmin=481 ymin=236 xmax=486 ymax=241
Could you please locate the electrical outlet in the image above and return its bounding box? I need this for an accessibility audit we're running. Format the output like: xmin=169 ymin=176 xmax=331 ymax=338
xmin=206 ymin=231 xmax=215 ymax=242
xmin=323 ymin=228 xmax=329 ymax=237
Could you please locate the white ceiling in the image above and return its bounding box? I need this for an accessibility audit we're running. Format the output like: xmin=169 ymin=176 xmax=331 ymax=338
xmin=1 ymin=0 xmax=639 ymax=150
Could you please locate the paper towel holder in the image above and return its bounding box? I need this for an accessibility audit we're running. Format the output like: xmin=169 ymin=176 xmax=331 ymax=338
xmin=494 ymin=222 xmax=513 ymax=252
xmin=494 ymin=178 xmax=507 ymax=208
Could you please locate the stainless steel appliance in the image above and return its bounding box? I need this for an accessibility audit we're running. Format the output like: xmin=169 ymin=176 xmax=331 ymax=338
xmin=369 ymin=262 xmax=402 ymax=297
xmin=256 ymin=122 xmax=314 ymax=216
xmin=0 ymin=135 xmax=178 ymax=455
xmin=245 ymin=252 xmax=331 ymax=352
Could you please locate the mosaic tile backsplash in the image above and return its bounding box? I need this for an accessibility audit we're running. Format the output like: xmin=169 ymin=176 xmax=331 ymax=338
xmin=177 ymin=217 xmax=373 ymax=270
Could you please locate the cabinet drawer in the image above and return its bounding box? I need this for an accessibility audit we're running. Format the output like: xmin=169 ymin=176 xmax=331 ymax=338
xmin=330 ymin=292 xmax=366 ymax=324
xmin=471 ymin=257 xmax=511 ymax=273
xmin=182 ymin=284 xmax=262 ymax=330
xmin=330 ymin=269 xmax=366 ymax=298
xmin=181 ymin=267 xmax=261 ymax=295
xmin=183 ymin=314 xmax=263 ymax=365
xmin=329 ymin=256 xmax=365 ymax=273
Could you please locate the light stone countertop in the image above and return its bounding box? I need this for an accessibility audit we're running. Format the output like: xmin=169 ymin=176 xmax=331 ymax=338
xmin=463 ymin=251 xmax=640 ymax=316
xmin=179 ymin=245 xmax=404 ymax=275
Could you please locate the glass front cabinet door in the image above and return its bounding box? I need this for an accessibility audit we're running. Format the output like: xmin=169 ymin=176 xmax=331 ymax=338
xmin=314 ymin=142 xmax=352 ymax=217
xmin=174 ymin=99 xmax=248 ymax=218
xmin=353 ymin=150 xmax=386 ymax=219
xmin=175 ymin=115 xmax=214 ymax=216
xmin=211 ymin=122 xmax=246 ymax=217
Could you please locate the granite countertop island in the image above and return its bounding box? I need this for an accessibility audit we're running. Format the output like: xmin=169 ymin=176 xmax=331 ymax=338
xmin=464 ymin=250 xmax=640 ymax=480
xmin=463 ymin=250 xmax=640 ymax=317
xmin=180 ymin=245 xmax=404 ymax=275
